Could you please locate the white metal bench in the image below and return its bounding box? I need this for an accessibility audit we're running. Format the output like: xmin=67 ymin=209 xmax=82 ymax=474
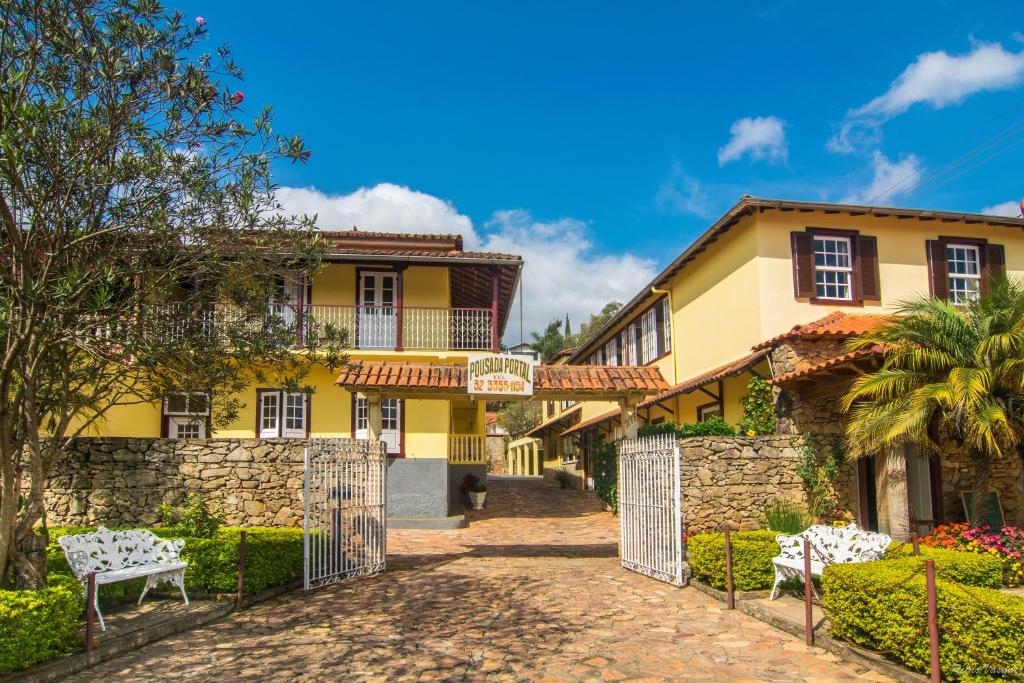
xmin=769 ymin=523 xmax=891 ymax=600
xmin=58 ymin=527 xmax=190 ymax=630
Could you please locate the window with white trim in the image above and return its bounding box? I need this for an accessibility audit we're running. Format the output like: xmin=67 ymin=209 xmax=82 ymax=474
xmin=813 ymin=236 xmax=853 ymax=301
xmin=258 ymin=390 xmax=308 ymax=438
xmin=698 ymin=403 xmax=723 ymax=422
xmin=946 ymin=244 xmax=981 ymax=305
xmin=640 ymin=308 xmax=658 ymax=364
xmin=355 ymin=396 xmax=402 ymax=454
xmin=604 ymin=337 xmax=619 ymax=366
xmin=661 ymin=298 xmax=672 ymax=354
xmin=163 ymin=392 xmax=209 ymax=439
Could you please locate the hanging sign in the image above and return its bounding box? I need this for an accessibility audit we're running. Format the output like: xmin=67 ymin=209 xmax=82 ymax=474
xmin=467 ymin=353 xmax=535 ymax=397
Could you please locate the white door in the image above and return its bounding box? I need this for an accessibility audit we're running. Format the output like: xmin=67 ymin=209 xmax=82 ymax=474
xmin=271 ymin=275 xmax=302 ymax=328
xmin=259 ymin=392 xmax=281 ymax=438
xmin=355 ymin=397 xmax=401 ymax=454
xmin=905 ymin=446 xmax=935 ymax=537
xmin=357 ymin=272 xmax=396 ymax=349
xmin=259 ymin=391 xmax=308 ymax=438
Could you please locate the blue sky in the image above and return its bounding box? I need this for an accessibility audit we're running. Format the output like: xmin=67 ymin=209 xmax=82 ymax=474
xmin=176 ymin=0 xmax=1024 ymax=340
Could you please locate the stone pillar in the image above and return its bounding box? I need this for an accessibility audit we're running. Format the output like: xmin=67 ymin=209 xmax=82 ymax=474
xmin=882 ymin=447 xmax=912 ymax=541
xmin=618 ymin=396 xmax=640 ymax=440
xmin=365 ymin=392 xmax=383 ymax=444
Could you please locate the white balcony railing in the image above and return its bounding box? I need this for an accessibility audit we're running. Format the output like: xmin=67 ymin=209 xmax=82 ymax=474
xmin=106 ymin=303 xmax=496 ymax=352
xmin=448 ymin=434 xmax=488 ymax=465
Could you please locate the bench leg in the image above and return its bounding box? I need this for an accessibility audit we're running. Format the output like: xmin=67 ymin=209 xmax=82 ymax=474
xmin=138 ymin=575 xmax=156 ymax=606
xmin=175 ymin=571 xmax=189 ymax=606
xmin=769 ymin=568 xmax=785 ymax=601
xmin=87 ymin=588 xmax=107 ymax=632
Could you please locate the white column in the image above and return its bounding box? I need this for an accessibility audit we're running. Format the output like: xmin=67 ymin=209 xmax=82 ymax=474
xmin=618 ymin=395 xmax=640 ymax=440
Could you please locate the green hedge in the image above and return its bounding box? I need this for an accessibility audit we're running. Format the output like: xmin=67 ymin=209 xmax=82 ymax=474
xmin=0 ymin=575 xmax=83 ymax=675
xmin=883 ymin=544 xmax=1004 ymax=588
xmin=822 ymin=557 xmax=1024 ymax=680
xmin=48 ymin=526 xmax=304 ymax=598
xmin=688 ymin=530 xmax=779 ymax=590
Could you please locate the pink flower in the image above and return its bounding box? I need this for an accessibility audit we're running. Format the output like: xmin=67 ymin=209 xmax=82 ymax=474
xmin=231 ymin=91 xmax=244 ymax=105
xmin=196 ymin=16 xmax=206 ymax=26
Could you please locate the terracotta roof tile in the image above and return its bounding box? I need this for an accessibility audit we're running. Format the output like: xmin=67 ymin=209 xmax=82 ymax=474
xmin=769 ymin=344 xmax=885 ymax=385
xmin=335 ymin=362 xmax=669 ymax=395
xmin=313 ymin=230 xmax=522 ymax=262
xmin=560 ymin=407 xmax=621 ymax=437
xmin=640 ymin=349 xmax=769 ymax=409
xmin=753 ymin=312 xmax=890 ymax=350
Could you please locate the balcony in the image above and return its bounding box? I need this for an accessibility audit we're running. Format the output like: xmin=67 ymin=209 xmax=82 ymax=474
xmin=149 ymin=303 xmax=497 ymax=353
xmin=448 ymin=434 xmax=488 ymax=465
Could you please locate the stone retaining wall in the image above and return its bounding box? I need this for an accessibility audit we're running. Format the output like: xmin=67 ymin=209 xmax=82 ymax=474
xmin=677 ymin=435 xmax=857 ymax=534
xmin=47 ymin=438 xmax=306 ymax=528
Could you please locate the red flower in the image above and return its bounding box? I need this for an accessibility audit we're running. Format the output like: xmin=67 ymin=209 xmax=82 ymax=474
xmin=231 ymin=91 xmax=244 ymax=105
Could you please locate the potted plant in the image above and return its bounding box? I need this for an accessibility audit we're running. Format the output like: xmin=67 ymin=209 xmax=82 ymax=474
xmin=461 ymin=473 xmax=488 ymax=510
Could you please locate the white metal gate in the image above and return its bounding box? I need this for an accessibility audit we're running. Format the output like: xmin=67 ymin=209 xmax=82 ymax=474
xmin=617 ymin=434 xmax=685 ymax=586
xmin=303 ymin=438 xmax=387 ymax=590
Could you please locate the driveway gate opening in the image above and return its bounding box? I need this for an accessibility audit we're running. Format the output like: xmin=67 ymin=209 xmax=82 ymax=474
xmin=303 ymin=438 xmax=387 ymax=590
xmin=617 ymin=434 xmax=685 ymax=586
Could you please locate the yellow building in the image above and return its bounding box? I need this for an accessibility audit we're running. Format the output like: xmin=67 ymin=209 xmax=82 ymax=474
xmin=550 ymin=196 xmax=1024 ymax=531
xmin=92 ymin=230 xmax=523 ymax=524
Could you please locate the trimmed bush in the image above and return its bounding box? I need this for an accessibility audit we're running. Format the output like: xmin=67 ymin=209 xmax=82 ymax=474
xmin=0 ymin=575 xmax=83 ymax=675
xmin=884 ymin=544 xmax=1004 ymax=588
xmin=688 ymin=530 xmax=779 ymax=590
xmin=822 ymin=557 xmax=1024 ymax=680
xmin=48 ymin=526 xmax=304 ymax=597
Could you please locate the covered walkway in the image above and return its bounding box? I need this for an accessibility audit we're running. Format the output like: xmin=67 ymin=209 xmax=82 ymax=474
xmin=77 ymin=480 xmax=889 ymax=682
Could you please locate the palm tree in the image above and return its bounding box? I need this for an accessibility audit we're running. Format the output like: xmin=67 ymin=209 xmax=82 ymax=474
xmin=842 ymin=278 xmax=1024 ymax=526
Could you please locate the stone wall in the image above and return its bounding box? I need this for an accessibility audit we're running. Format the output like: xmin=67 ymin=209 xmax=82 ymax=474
xmin=677 ymin=435 xmax=858 ymax=534
xmin=486 ymin=435 xmax=508 ymax=475
xmin=47 ymin=438 xmax=305 ymax=528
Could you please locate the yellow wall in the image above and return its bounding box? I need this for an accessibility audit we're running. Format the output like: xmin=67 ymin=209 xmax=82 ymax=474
xmin=309 ymin=263 xmax=450 ymax=309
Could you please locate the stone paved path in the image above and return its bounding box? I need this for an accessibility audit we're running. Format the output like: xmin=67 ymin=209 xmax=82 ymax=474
xmin=75 ymin=478 xmax=892 ymax=682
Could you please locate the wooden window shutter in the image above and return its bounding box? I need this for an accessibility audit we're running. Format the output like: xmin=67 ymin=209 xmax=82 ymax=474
xmin=926 ymin=240 xmax=949 ymax=300
xmin=982 ymin=243 xmax=1006 ymax=292
xmin=790 ymin=232 xmax=815 ymax=298
xmin=855 ymin=235 xmax=881 ymax=302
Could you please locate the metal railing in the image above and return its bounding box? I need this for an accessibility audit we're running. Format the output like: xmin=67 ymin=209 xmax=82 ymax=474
xmin=448 ymin=434 xmax=488 ymax=465
xmin=87 ymin=303 xmax=496 ymax=352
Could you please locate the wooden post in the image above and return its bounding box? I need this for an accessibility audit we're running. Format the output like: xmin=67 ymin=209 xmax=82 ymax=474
xmin=926 ymin=559 xmax=940 ymax=683
xmin=723 ymin=525 xmax=735 ymax=610
xmin=803 ymin=538 xmax=813 ymax=646
xmin=490 ymin=268 xmax=500 ymax=353
xmin=912 ymin=532 xmax=920 ymax=556
xmin=85 ymin=572 xmax=96 ymax=651
xmin=236 ymin=530 xmax=247 ymax=610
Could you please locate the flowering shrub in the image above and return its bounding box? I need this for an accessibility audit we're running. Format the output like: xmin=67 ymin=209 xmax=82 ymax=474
xmin=922 ymin=523 xmax=1024 ymax=586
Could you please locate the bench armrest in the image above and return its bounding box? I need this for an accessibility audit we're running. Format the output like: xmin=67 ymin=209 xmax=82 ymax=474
xmin=152 ymin=538 xmax=186 ymax=563
xmin=774 ymin=533 xmax=806 ymax=560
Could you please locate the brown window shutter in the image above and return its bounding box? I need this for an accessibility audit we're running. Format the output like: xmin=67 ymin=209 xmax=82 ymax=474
xmin=855 ymin=235 xmax=881 ymax=302
xmin=983 ymin=243 xmax=1006 ymax=292
xmin=791 ymin=232 xmax=815 ymax=298
xmin=926 ymin=240 xmax=949 ymax=300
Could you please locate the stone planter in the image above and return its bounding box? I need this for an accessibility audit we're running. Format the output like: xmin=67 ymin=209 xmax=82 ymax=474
xmin=468 ymin=490 xmax=487 ymax=510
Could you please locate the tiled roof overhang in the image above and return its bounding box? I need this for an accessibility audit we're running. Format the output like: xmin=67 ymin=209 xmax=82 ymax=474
xmin=639 ymin=349 xmax=769 ymax=409
xmin=568 ymin=196 xmax=1024 ymax=364
xmin=526 ymin=403 xmax=582 ymax=438
xmin=769 ymin=345 xmax=885 ymax=386
xmin=752 ymin=312 xmax=891 ymax=350
xmin=334 ymin=362 xmax=669 ymax=400
xmin=560 ymin=407 xmax=621 ymax=437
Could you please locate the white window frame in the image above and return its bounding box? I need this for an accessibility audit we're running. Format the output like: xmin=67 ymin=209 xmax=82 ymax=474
xmin=698 ymin=402 xmax=723 ymax=422
xmin=661 ymin=298 xmax=672 ymax=354
xmin=259 ymin=390 xmax=308 ymax=439
xmin=604 ymin=337 xmax=619 ymax=366
xmin=640 ymin=308 xmax=658 ymax=364
xmin=946 ymin=243 xmax=982 ymax=305
xmin=163 ymin=393 xmax=209 ymax=440
xmin=168 ymin=415 xmax=206 ymax=439
xmin=560 ymin=436 xmax=579 ymax=464
xmin=355 ymin=396 xmax=402 ymax=455
xmin=812 ymin=235 xmax=853 ymax=301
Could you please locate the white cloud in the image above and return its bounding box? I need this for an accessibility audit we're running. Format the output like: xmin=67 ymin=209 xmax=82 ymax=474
xmin=980 ymin=199 xmax=1022 ymax=217
xmin=830 ymin=41 xmax=1024 ymax=153
xmin=841 ymin=151 xmax=924 ymax=205
xmin=480 ymin=210 xmax=658 ymax=343
xmin=717 ymin=116 xmax=788 ymax=165
xmin=275 ymin=183 xmax=479 ymax=247
xmin=277 ymin=183 xmax=657 ymax=342
xmin=655 ymin=162 xmax=715 ymax=217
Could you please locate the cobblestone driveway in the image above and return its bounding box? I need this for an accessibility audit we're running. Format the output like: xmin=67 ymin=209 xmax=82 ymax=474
xmin=77 ymin=478 xmax=890 ymax=682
